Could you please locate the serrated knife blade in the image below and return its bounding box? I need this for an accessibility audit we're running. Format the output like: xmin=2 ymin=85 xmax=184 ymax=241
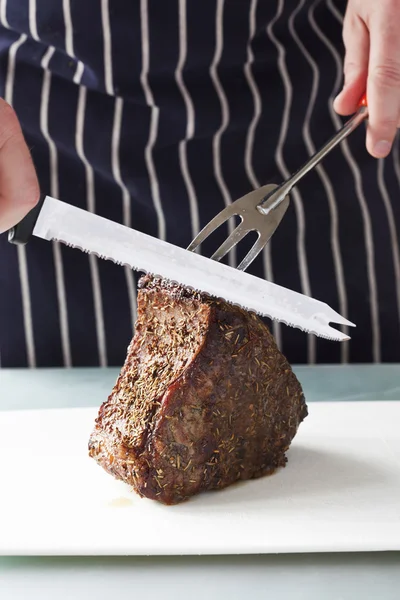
xmin=10 ymin=195 xmax=355 ymax=341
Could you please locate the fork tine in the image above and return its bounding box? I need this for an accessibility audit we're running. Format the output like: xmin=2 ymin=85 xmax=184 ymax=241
xmin=237 ymin=234 xmax=267 ymax=271
xmin=210 ymin=222 xmax=248 ymax=263
xmin=186 ymin=208 xmax=237 ymax=252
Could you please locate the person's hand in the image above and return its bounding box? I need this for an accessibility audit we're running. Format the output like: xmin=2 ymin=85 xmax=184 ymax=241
xmin=0 ymin=99 xmax=39 ymax=234
xmin=334 ymin=0 xmax=400 ymax=159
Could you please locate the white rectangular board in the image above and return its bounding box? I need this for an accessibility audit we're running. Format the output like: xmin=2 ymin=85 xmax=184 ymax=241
xmin=1 ymin=401 xmax=400 ymax=556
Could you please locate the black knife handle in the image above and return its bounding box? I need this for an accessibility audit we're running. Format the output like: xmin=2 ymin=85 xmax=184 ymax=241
xmin=8 ymin=193 xmax=47 ymax=245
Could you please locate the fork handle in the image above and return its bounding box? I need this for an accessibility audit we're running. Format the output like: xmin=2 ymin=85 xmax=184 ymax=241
xmin=260 ymin=93 xmax=368 ymax=212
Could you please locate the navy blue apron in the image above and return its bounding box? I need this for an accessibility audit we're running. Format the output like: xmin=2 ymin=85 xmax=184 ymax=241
xmin=0 ymin=0 xmax=399 ymax=367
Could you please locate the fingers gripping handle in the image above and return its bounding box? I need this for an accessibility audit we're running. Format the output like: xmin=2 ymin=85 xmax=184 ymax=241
xmin=8 ymin=194 xmax=46 ymax=245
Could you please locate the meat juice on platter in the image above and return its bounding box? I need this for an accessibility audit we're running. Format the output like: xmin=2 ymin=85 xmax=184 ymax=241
xmin=88 ymin=275 xmax=308 ymax=505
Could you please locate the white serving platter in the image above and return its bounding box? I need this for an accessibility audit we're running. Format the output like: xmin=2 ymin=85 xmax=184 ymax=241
xmin=1 ymin=401 xmax=400 ymax=555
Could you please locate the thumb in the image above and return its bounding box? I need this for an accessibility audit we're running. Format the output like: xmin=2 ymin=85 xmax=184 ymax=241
xmin=334 ymin=12 xmax=369 ymax=116
xmin=0 ymin=100 xmax=40 ymax=234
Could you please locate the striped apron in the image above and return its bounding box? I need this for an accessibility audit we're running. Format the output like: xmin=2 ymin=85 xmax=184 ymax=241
xmin=0 ymin=0 xmax=399 ymax=368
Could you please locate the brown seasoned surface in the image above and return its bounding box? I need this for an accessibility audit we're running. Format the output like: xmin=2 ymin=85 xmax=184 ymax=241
xmin=88 ymin=275 xmax=308 ymax=505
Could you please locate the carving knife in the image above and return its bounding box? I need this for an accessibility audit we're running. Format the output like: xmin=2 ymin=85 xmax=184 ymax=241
xmin=8 ymin=194 xmax=355 ymax=342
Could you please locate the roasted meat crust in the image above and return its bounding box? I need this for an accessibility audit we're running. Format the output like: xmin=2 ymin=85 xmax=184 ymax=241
xmin=89 ymin=275 xmax=308 ymax=505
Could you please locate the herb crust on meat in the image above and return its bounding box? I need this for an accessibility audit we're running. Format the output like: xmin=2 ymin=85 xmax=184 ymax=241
xmin=89 ymin=275 xmax=308 ymax=505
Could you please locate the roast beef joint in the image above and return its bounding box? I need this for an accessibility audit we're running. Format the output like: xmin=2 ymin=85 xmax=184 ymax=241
xmin=88 ymin=275 xmax=308 ymax=505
